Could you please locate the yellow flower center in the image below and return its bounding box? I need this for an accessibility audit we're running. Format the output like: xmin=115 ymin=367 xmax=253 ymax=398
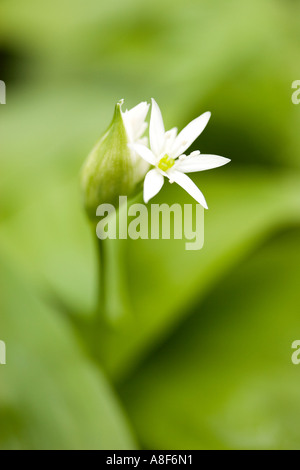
xmin=158 ymin=154 xmax=175 ymax=172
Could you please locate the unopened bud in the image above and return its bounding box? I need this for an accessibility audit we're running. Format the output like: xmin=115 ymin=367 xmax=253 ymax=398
xmin=81 ymin=100 xmax=149 ymax=220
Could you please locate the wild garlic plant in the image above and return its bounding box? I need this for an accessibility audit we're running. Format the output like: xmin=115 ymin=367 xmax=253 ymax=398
xmin=81 ymin=98 xmax=230 ymax=326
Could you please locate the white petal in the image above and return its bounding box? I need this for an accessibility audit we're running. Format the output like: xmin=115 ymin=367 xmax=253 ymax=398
xmin=170 ymin=170 xmax=208 ymax=209
xmin=137 ymin=136 xmax=149 ymax=147
xmin=174 ymin=154 xmax=231 ymax=173
xmin=122 ymin=101 xmax=150 ymax=142
xmin=130 ymin=143 xmax=157 ymax=165
xmin=170 ymin=111 xmax=211 ymax=158
xmin=127 ymin=101 xmax=149 ymax=122
xmin=130 ymin=144 xmax=150 ymax=180
xmin=143 ymin=169 xmax=165 ymax=203
xmin=150 ymin=98 xmax=165 ymax=156
xmin=160 ymin=127 xmax=178 ymax=155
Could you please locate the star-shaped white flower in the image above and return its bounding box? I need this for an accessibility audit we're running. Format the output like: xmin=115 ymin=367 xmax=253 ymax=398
xmin=131 ymin=98 xmax=230 ymax=209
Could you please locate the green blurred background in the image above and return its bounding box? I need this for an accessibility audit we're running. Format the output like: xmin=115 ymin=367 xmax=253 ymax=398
xmin=1 ymin=0 xmax=300 ymax=450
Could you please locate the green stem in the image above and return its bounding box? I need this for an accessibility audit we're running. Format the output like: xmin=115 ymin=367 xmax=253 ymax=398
xmin=97 ymin=236 xmax=131 ymax=326
xmin=66 ymin=192 xmax=143 ymax=364
xmin=96 ymin=235 xmax=106 ymax=315
xmin=95 ymin=195 xmax=139 ymax=327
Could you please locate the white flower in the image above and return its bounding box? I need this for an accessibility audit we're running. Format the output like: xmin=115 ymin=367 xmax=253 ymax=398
xmin=131 ymin=98 xmax=230 ymax=209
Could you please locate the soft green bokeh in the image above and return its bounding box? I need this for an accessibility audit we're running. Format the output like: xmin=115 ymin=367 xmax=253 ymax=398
xmin=0 ymin=0 xmax=300 ymax=450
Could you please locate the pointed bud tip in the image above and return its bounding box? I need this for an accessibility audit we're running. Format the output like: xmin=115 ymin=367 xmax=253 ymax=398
xmin=81 ymin=100 xmax=149 ymax=220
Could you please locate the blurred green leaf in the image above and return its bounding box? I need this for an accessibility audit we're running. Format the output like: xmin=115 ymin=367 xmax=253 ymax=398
xmin=0 ymin=252 xmax=136 ymax=450
xmin=119 ymin=228 xmax=300 ymax=450
xmin=1 ymin=0 xmax=300 ymax=450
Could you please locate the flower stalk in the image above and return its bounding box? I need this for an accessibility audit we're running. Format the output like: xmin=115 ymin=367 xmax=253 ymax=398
xmin=81 ymin=100 xmax=149 ymax=324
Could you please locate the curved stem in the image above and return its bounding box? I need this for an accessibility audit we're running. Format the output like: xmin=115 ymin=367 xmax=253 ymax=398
xmin=95 ymin=197 xmax=135 ymax=327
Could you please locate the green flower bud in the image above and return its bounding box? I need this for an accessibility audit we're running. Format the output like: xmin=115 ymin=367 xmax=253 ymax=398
xmin=81 ymin=100 xmax=149 ymax=220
